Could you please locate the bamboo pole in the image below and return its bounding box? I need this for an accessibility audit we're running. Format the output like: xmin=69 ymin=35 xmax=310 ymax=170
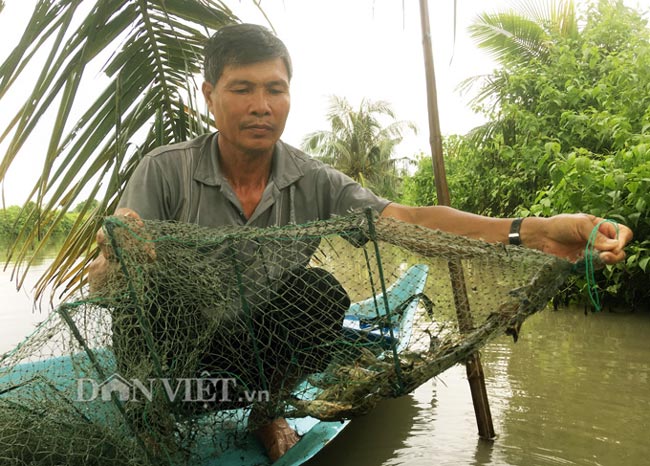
xmin=418 ymin=0 xmax=496 ymax=440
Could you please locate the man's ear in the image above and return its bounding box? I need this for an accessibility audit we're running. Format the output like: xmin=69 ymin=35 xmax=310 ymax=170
xmin=202 ymin=81 xmax=214 ymax=104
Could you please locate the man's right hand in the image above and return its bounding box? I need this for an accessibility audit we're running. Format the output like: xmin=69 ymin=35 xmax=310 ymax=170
xmin=87 ymin=208 xmax=155 ymax=293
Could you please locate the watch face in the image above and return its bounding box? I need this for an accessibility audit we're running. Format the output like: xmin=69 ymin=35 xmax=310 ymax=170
xmin=509 ymin=218 xmax=523 ymax=245
xmin=509 ymin=232 xmax=521 ymax=246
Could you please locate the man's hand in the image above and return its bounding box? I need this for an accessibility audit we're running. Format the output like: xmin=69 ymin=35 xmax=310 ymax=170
xmin=87 ymin=208 xmax=155 ymax=293
xmin=526 ymin=214 xmax=633 ymax=265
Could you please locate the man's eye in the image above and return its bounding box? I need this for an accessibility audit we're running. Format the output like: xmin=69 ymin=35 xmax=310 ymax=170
xmin=232 ymin=88 xmax=249 ymax=94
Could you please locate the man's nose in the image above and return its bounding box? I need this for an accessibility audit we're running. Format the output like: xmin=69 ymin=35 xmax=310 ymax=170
xmin=250 ymin=89 xmax=271 ymax=116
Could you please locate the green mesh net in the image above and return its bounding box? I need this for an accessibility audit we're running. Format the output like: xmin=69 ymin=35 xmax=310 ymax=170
xmin=0 ymin=210 xmax=582 ymax=465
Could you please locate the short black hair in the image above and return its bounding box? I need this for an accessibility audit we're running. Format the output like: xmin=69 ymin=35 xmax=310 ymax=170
xmin=203 ymin=23 xmax=293 ymax=85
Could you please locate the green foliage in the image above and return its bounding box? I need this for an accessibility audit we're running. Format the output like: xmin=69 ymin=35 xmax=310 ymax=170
xmin=533 ymin=142 xmax=650 ymax=304
xmin=406 ymin=0 xmax=650 ymax=306
xmin=525 ymin=1 xmax=650 ymax=304
xmin=400 ymin=154 xmax=434 ymax=207
xmin=73 ymin=198 xmax=100 ymax=214
xmin=402 ymin=135 xmax=544 ymax=216
xmin=0 ymin=205 xmax=77 ymax=242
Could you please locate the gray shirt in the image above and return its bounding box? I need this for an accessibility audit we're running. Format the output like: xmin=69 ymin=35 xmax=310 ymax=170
xmin=118 ymin=132 xmax=390 ymax=226
xmin=117 ymin=133 xmax=391 ymax=323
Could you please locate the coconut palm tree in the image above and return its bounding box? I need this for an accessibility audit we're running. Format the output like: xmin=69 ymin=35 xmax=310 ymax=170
xmin=0 ymin=0 xmax=239 ymax=298
xmin=302 ymin=96 xmax=416 ymax=200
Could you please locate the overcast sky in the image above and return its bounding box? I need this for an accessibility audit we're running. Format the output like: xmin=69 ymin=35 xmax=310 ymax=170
xmin=0 ymin=0 xmax=649 ymax=206
xmin=204 ymin=0 xmax=512 ymax=155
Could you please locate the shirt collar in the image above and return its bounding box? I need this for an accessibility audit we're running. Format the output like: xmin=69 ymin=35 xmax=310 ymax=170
xmin=193 ymin=133 xmax=304 ymax=188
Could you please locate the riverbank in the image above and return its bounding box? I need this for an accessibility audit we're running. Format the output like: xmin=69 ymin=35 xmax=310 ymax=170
xmin=0 ymin=205 xmax=79 ymax=242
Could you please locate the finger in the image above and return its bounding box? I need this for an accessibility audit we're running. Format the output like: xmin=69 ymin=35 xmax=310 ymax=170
xmin=594 ymin=223 xmax=633 ymax=257
xmin=617 ymin=224 xmax=634 ymax=244
xmin=593 ymin=233 xmax=621 ymax=252
xmin=145 ymin=243 xmax=157 ymax=261
xmin=96 ymin=228 xmax=115 ymax=260
xmin=87 ymin=255 xmax=110 ymax=293
xmin=115 ymin=208 xmax=157 ymax=261
xmin=116 ymin=208 xmax=144 ymax=227
xmin=95 ymin=229 xmax=106 ymax=251
xmin=115 ymin=207 xmax=140 ymax=218
xmin=597 ymin=220 xmax=620 ymax=240
xmin=599 ymin=249 xmax=626 ymax=265
xmin=95 ymin=226 xmax=105 ymax=244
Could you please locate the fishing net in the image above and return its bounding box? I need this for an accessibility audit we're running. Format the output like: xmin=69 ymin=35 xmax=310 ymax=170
xmin=0 ymin=210 xmax=586 ymax=465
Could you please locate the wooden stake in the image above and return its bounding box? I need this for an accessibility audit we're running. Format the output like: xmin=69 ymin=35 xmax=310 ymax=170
xmin=418 ymin=0 xmax=496 ymax=440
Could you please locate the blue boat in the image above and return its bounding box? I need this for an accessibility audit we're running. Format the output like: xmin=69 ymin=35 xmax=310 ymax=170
xmin=0 ymin=264 xmax=429 ymax=465
xmin=210 ymin=263 xmax=429 ymax=465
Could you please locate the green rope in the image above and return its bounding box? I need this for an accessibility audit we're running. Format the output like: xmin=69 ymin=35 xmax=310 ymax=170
xmin=364 ymin=208 xmax=404 ymax=393
xmin=585 ymin=219 xmax=619 ymax=312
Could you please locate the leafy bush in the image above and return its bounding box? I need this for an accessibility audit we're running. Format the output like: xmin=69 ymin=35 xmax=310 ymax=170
xmin=403 ymin=1 xmax=650 ymax=306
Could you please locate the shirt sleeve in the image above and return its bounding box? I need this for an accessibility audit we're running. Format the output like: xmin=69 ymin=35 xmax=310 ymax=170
xmin=314 ymin=164 xmax=391 ymax=217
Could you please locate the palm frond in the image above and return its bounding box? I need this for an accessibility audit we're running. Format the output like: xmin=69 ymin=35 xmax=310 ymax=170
xmin=465 ymin=120 xmax=498 ymax=147
xmin=469 ymin=1 xmax=578 ymax=68
xmin=0 ymin=0 xmax=239 ymax=300
xmin=469 ymin=12 xmax=549 ymax=67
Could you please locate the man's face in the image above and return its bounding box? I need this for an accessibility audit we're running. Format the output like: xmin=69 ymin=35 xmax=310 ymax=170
xmin=202 ymin=58 xmax=290 ymax=157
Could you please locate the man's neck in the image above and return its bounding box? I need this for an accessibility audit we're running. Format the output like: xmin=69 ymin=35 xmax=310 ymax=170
xmin=217 ymin=135 xmax=274 ymax=219
xmin=217 ymin=137 xmax=273 ymax=190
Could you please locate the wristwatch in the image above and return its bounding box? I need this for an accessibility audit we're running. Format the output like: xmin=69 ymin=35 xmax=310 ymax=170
xmin=509 ymin=218 xmax=524 ymax=246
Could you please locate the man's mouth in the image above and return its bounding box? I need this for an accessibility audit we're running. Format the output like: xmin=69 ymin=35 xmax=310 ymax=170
xmin=242 ymin=123 xmax=274 ymax=131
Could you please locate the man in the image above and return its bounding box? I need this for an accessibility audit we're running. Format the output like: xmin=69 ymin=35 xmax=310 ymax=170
xmin=89 ymin=23 xmax=632 ymax=462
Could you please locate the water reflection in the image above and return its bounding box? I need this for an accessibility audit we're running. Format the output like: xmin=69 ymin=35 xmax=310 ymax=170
xmin=0 ymin=237 xmax=65 ymax=266
xmin=306 ymin=391 xmax=419 ymax=466
xmin=395 ymin=369 xmax=498 ymax=466
xmin=489 ymin=310 xmax=650 ymax=466
xmin=301 ymin=310 xmax=650 ymax=466
xmin=0 ymin=238 xmax=64 ymax=353
xmin=0 ymin=260 xmax=56 ymax=354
